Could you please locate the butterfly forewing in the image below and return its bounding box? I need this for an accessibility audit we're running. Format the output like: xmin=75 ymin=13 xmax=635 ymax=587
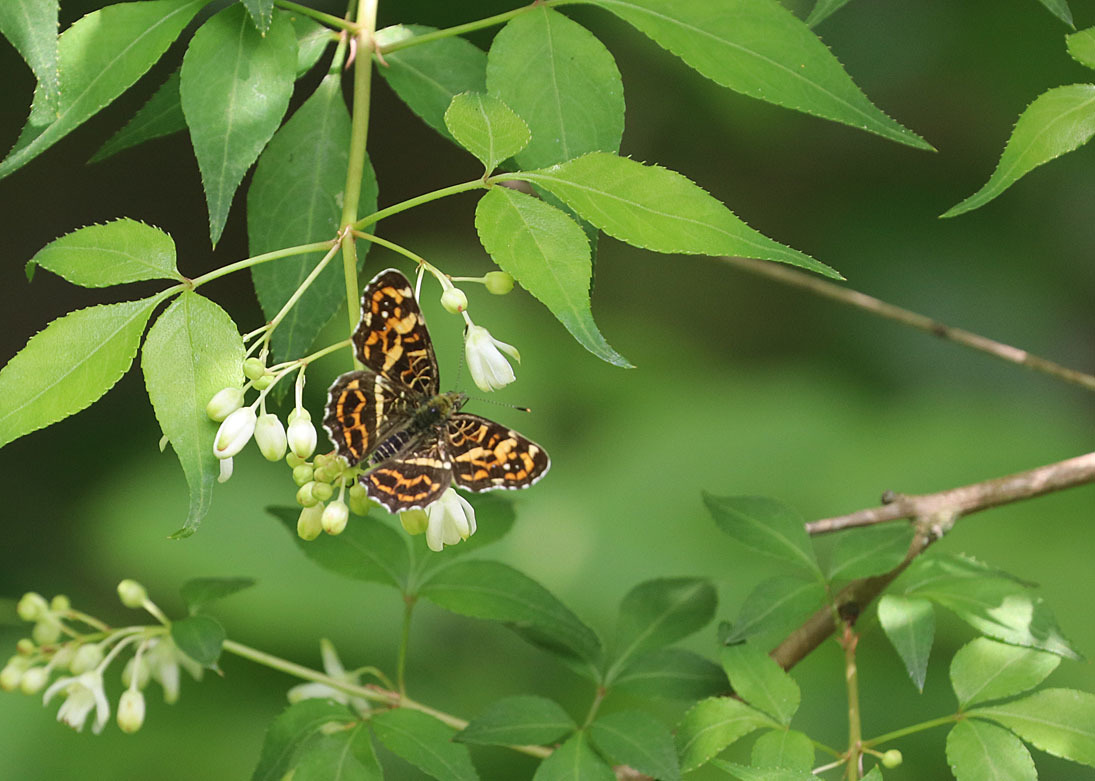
xmin=353 ymin=269 xmax=438 ymax=395
xmin=448 ymin=413 xmax=550 ymax=492
xmin=323 ymin=370 xmax=411 ymax=466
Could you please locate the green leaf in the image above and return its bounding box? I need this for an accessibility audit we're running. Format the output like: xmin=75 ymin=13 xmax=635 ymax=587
xmin=613 ymin=648 xmax=728 ymax=700
xmin=521 ymin=153 xmax=839 ymax=278
xmin=475 ymin=186 xmax=631 ymax=367
xmin=28 ymin=218 xmax=182 ymax=286
xmin=370 ymin=709 xmax=479 ymax=781
xmin=1035 ymin=0 xmax=1074 ymax=26
xmin=726 ymin=576 xmax=827 ymax=644
xmin=241 ymin=0 xmax=274 ymax=34
xmin=533 ymin=732 xmax=615 ymax=781
xmin=292 ymin=15 xmax=331 ymax=77
xmin=806 ymin=0 xmax=853 ymax=27
xmin=1067 ymin=28 xmax=1095 ymax=69
xmin=589 ymin=710 xmax=680 ymax=781
xmin=293 ymin=724 xmax=382 ymax=781
xmin=825 ymin=524 xmax=913 ymax=581
xmin=877 ymin=595 xmax=934 ymax=692
xmin=946 ymin=719 xmax=1036 ymax=781
xmin=181 ymin=4 xmax=297 ymax=245
xmin=141 ymin=292 xmax=244 ymax=537
xmin=91 ymin=70 xmax=184 ymax=163
xmin=268 ymin=507 xmax=411 ymax=591
xmin=444 ymin=92 xmax=530 ymax=171
xmin=720 ymin=644 xmax=800 ymax=726
xmin=950 ymin=637 xmax=1061 ymax=708
xmin=486 ymin=6 xmax=623 ymax=169
xmin=711 ymin=762 xmax=819 ymax=781
xmin=942 ymin=85 xmax=1095 ymax=218
xmin=248 ymin=73 xmax=377 ymax=363
xmin=0 ymin=295 xmax=162 ymax=449
xmin=970 ymin=688 xmax=1095 ymax=767
xmin=378 ymin=25 xmax=487 ymax=141
xmin=610 ymin=578 xmax=716 ymax=680
xmin=420 ymin=560 xmax=603 ymax=669
xmin=581 ymin=0 xmax=930 ymax=150
xmin=676 ymin=697 xmax=775 ymax=773
xmin=170 ymin=614 xmax=226 ymax=668
xmin=252 ymin=700 xmax=360 ymax=781
xmin=751 ymin=729 xmax=814 ymax=772
xmin=180 ymin=577 xmax=256 ymax=614
xmin=416 ymin=493 xmax=517 ymax=575
xmin=703 ymin=495 xmax=821 ymax=577
xmin=0 ymin=0 xmax=60 ymax=119
xmin=0 ymin=0 xmax=204 ymax=180
xmin=456 ymin=695 xmax=575 ymax=746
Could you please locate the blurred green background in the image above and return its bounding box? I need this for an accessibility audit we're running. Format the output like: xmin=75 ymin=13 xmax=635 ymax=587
xmin=1 ymin=0 xmax=1093 ymax=778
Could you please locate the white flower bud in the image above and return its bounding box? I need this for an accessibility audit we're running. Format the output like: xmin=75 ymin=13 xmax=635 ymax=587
xmin=70 ymin=644 xmax=104 ymax=675
xmin=484 ymin=271 xmax=514 ymax=295
xmin=117 ymin=689 xmax=146 ymax=733
xmin=297 ymin=504 xmax=324 ymax=541
xmin=213 ymin=407 xmax=257 ymax=458
xmin=205 ymin=387 xmax=245 ymax=421
xmin=287 ymin=411 xmax=317 ymax=459
xmin=217 ymin=457 xmax=234 ymax=483
xmin=254 ymin=413 xmax=287 ymax=461
xmin=321 ymin=501 xmax=349 ymax=535
xmin=20 ymin=666 xmax=49 ymax=694
xmin=122 ymin=656 xmax=150 ymax=689
xmin=464 ymin=324 xmax=519 ymax=392
xmin=441 ymin=287 xmax=468 ymax=314
xmin=17 ymin=593 xmax=49 ymax=622
xmin=0 ymin=658 xmax=29 ymax=691
xmin=117 ymin=580 xmax=147 ymax=609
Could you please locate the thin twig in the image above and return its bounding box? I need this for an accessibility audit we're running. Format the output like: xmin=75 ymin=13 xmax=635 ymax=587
xmin=723 ymin=255 xmax=1095 ymax=393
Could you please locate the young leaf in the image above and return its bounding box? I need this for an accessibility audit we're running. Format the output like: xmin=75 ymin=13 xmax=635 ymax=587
xmin=91 ymin=70 xmax=184 ymax=163
xmin=720 ymin=644 xmax=801 ymax=726
xmin=486 ymin=6 xmax=623 ymax=169
xmin=241 ymin=0 xmax=274 ymax=34
xmin=703 ymin=494 xmax=821 ymax=577
xmin=520 ymin=153 xmax=840 ymax=279
xmin=292 ymin=724 xmax=382 ymax=781
xmin=1035 ymin=0 xmax=1074 ymax=26
xmin=0 ymin=0 xmax=204 ymax=180
xmin=252 ymin=700 xmax=359 ymax=781
xmin=475 ymin=186 xmax=632 ymax=367
xmin=676 ymin=697 xmax=775 ymax=773
xmin=419 ymin=560 xmax=603 ymax=669
xmin=970 ymin=689 xmax=1095 ymax=766
xmin=946 ymin=719 xmax=1036 ymax=781
xmin=248 ymin=73 xmax=377 ymax=364
xmin=181 ymin=4 xmax=297 ymax=246
xmin=378 ymin=25 xmax=487 ymax=141
xmin=180 ymin=577 xmax=257 ymax=615
xmin=877 ymin=595 xmax=934 ymax=692
xmin=950 ymin=637 xmax=1061 ymax=708
xmin=609 ymin=578 xmax=716 ymax=680
xmin=444 ymin=92 xmax=530 ymax=171
xmin=612 ymin=648 xmax=729 ymax=700
xmin=942 ymin=85 xmax=1095 ymax=218
xmin=0 ymin=0 xmax=60 ymax=119
xmin=370 ymin=708 xmax=479 ymax=781
xmin=711 ymin=762 xmax=820 ymax=781
xmin=170 ymin=614 xmax=226 ymax=668
xmin=751 ymin=729 xmax=814 ymax=772
xmin=28 ymin=218 xmax=182 ymax=286
xmin=268 ymin=507 xmax=411 ymax=591
xmin=825 ymin=524 xmax=913 ymax=581
xmin=0 ymin=295 xmax=163 ymax=449
xmin=1067 ymin=28 xmax=1095 ymax=69
xmin=806 ymin=0 xmax=853 ymax=27
xmin=726 ymin=576 xmax=827 ymax=643
xmin=533 ymin=732 xmax=615 ymax=781
xmin=141 ymin=292 xmax=244 ymax=537
xmin=580 ymin=0 xmax=930 ymax=150
xmin=589 ymin=710 xmax=680 ymax=781
xmin=456 ymin=695 xmax=575 ymax=746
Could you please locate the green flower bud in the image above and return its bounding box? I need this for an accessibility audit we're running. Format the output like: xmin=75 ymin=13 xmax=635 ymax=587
xmin=292 ymin=464 xmax=314 ymax=486
xmin=252 ymin=374 xmax=273 ymax=391
xmin=50 ymin=595 xmax=70 ymax=612
xmin=440 ymin=287 xmax=468 ymax=314
xmin=51 ymin=645 xmax=75 ymax=669
xmin=484 ymin=271 xmax=514 ymax=295
xmin=0 ymin=658 xmax=29 ymax=691
xmin=399 ymin=509 xmax=428 ymax=535
xmin=881 ymin=750 xmax=903 ymax=769
xmin=205 ymin=387 xmax=245 ymax=421
xmin=285 ymin=452 xmax=306 ymax=468
xmin=297 ymin=504 xmax=324 ymax=541
xmin=321 ymin=501 xmax=349 ymax=535
xmin=19 ymin=666 xmax=48 ymax=694
xmin=348 ymin=484 xmax=374 ymax=516
xmin=311 ymin=482 xmax=334 ymax=502
xmin=242 ymin=357 xmax=266 ymax=381
xmin=296 ymin=482 xmax=319 ymax=508
xmin=15 ymin=638 xmax=35 ymax=656
xmin=117 ymin=689 xmax=146 ymax=734
xmin=31 ymin=620 xmax=62 ymax=646
xmin=17 ymin=593 xmax=49 ymax=622
xmin=313 ymin=453 xmax=333 ymax=470
xmin=255 ymin=413 xmax=288 ymax=461
xmin=122 ymin=656 xmax=150 ymax=689
xmin=117 ymin=579 xmax=148 ymax=609
xmin=70 ymin=643 xmax=104 ymax=674
xmin=312 ymin=465 xmax=335 ymax=484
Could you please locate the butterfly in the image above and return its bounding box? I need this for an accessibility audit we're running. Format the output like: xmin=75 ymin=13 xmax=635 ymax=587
xmin=323 ymin=268 xmax=550 ymax=513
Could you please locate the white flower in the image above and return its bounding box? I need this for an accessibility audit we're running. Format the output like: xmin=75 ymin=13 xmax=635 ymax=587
xmin=287 ymin=639 xmax=370 ymax=715
xmin=146 ymin=637 xmax=202 ymax=704
xmin=43 ymin=670 xmax=110 ymax=734
xmin=287 ymin=409 xmax=317 ymax=459
xmin=218 ymin=457 xmax=234 ymax=483
xmin=425 ymin=488 xmax=477 ymax=552
xmin=213 ymin=407 xmax=257 ymax=459
xmin=464 ymin=324 xmax=520 ymax=392
xmin=254 ymin=413 xmax=287 ymax=461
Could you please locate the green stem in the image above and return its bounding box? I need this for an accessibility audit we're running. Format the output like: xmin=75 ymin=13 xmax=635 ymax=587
xmin=377 ymin=1 xmax=573 ymax=54
xmin=581 ymin=686 xmax=607 ymax=728
xmin=842 ymin=623 xmax=862 ymax=781
xmin=352 ymin=179 xmax=486 ymax=231
xmin=265 ymin=243 xmax=342 ymax=336
xmin=863 ymin=714 xmax=960 ymax=747
xmin=397 ymin=596 xmax=416 ymax=696
xmin=190 ymin=242 xmax=334 ymax=289
xmin=339 ymin=0 xmax=379 ymax=370
xmin=274 ymin=0 xmax=354 ymax=31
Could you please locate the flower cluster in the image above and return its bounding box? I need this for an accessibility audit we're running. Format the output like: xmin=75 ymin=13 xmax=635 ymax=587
xmin=436 ymin=269 xmax=522 ymax=394
xmin=1 ymin=583 xmax=201 ymax=734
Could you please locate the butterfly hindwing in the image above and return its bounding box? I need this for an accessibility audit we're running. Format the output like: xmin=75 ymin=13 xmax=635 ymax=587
xmin=448 ymin=413 xmax=550 ymax=492
xmin=364 ymin=438 xmax=452 ymax=512
xmin=353 ymin=268 xmax=438 ymax=395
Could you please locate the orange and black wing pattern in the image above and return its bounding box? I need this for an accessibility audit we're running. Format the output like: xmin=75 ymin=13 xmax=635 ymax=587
xmin=363 ymin=439 xmax=452 ymax=512
xmin=352 ymin=268 xmax=438 ymax=395
xmin=447 ymin=413 xmax=550 ymax=492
